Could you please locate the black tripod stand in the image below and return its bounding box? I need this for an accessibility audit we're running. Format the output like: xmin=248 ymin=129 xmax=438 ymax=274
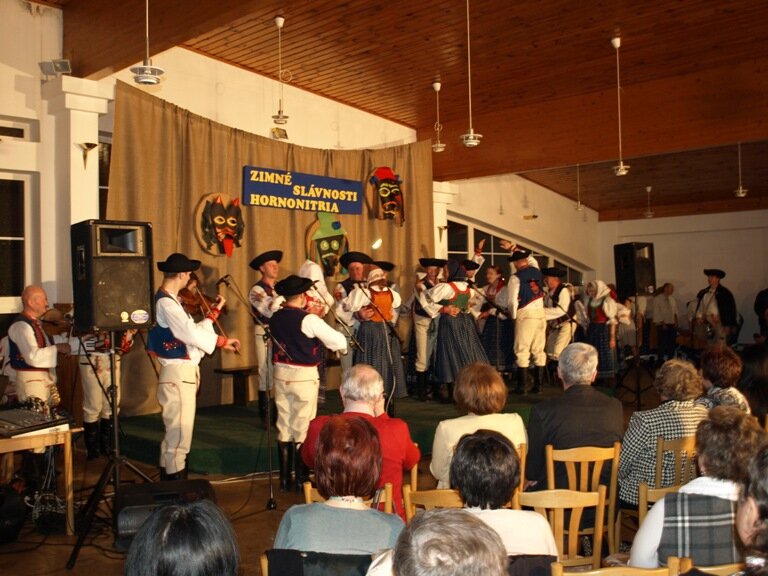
xmin=616 ymin=294 xmax=655 ymax=410
xmin=67 ymin=330 xmax=152 ymax=570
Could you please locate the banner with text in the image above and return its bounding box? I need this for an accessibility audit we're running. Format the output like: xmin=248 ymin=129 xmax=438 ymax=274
xmin=242 ymin=166 xmax=363 ymax=215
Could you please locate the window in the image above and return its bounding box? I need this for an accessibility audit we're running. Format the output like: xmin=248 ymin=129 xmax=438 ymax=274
xmin=446 ymin=218 xmax=584 ymax=286
xmin=0 ymin=177 xmax=26 ymax=334
xmin=98 ymin=138 xmax=112 ymax=218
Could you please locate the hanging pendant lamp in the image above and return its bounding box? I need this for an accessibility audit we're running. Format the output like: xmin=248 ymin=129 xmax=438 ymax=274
xmin=130 ymin=0 xmax=164 ymax=85
xmin=612 ymin=35 xmax=629 ymax=176
xmin=432 ymin=80 xmax=446 ymax=152
xmin=734 ymin=142 xmax=748 ymax=198
xmin=272 ymin=16 xmax=289 ymax=125
xmin=459 ymin=0 xmax=482 ymax=147
xmin=575 ymin=164 xmax=584 ymax=211
xmin=643 ymin=186 xmax=654 ymax=218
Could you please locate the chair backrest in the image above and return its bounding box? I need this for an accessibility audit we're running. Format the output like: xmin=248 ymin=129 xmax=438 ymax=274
xmin=545 ymin=442 xmax=620 ymax=554
xmin=675 ymin=557 xmax=746 ymax=576
xmin=654 ymin=435 xmax=697 ymax=487
xmin=519 ymin=486 xmax=606 ymax=570
xmin=409 ymin=443 xmax=419 ymax=491
xmin=514 ymin=443 xmax=527 ymax=509
xmin=262 ymin=549 xmax=374 ymax=576
xmin=637 ymin=482 xmax=681 ymax=525
xmin=550 ymin=556 xmax=681 ymax=576
xmin=402 ymin=485 xmax=463 ymax=523
xmin=303 ymin=482 xmax=393 ymax=514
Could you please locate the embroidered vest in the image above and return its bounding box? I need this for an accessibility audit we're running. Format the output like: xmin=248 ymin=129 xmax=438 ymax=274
xmin=251 ymin=280 xmax=275 ymax=324
xmin=414 ymin=279 xmax=435 ymax=318
xmin=147 ymin=290 xmax=190 ymax=360
xmin=8 ymin=315 xmax=53 ymax=371
xmin=367 ymin=289 xmax=394 ymax=322
xmin=269 ymin=307 xmax=322 ymax=366
xmin=515 ymin=266 xmax=543 ymax=309
xmin=439 ymin=283 xmax=470 ymax=312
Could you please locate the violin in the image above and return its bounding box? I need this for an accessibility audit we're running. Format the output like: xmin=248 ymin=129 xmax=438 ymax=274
xmin=40 ymin=308 xmax=73 ymax=337
xmin=178 ymin=273 xmax=226 ymax=317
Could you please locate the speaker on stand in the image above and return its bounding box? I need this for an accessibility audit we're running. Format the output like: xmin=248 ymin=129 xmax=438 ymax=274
xmin=613 ymin=242 xmax=657 ymax=410
xmin=67 ymin=220 xmax=156 ymax=568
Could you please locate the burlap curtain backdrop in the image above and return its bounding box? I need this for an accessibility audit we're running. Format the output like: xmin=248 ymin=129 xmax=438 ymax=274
xmin=108 ymin=81 xmax=434 ymax=414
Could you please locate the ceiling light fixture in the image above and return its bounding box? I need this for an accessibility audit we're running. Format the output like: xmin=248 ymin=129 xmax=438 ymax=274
xmin=272 ymin=16 xmax=289 ymax=125
xmin=734 ymin=142 xmax=748 ymax=198
xmin=575 ymin=164 xmax=584 ymax=211
xmin=643 ymin=185 xmax=654 ymax=218
xmin=611 ymin=35 xmax=629 ymax=176
xmin=130 ymin=0 xmax=164 ymax=85
xmin=432 ymin=80 xmax=446 ymax=153
xmin=459 ymin=0 xmax=482 ymax=147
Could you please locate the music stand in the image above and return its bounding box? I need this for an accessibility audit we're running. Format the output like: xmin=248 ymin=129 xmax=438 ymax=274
xmin=67 ymin=330 xmax=152 ymax=569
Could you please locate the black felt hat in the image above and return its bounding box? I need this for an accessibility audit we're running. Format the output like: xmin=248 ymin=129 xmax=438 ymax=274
xmin=446 ymin=259 xmax=467 ymax=281
xmin=703 ymin=268 xmax=726 ymax=279
xmin=157 ymin=253 xmax=201 ymax=273
xmin=249 ymin=250 xmax=283 ymax=271
xmin=275 ymin=275 xmax=314 ymax=297
xmin=541 ymin=267 xmax=566 ymax=278
xmin=339 ymin=251 xmax=373 ymax=268
xmin=373 ymin=260 xmax=395 ymax=272
xmin=419 ymin=257 xmax=448 ymax=268
xmin=461 ymin=259 xmax=481 ymax=271
xmin=508 ymin=250 xmax=531 ymax=262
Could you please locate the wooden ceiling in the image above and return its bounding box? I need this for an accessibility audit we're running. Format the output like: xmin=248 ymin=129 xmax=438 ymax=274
xmin=51 ymin=0 xmax=768 ymax=220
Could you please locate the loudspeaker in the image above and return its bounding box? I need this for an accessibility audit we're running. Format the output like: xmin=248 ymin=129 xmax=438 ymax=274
xmin=70 ymin=220 xmax=155 ymax=332
xmin=114 ymin=479 xmax=216 ymax=549
xmin=613 ymin=242 xmax=656 ymax=302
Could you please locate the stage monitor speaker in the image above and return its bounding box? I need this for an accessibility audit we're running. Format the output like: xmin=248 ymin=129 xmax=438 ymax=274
xmin=114 ymin=479 xmax=216 ymax=550
xmin=613 ymin=242 xmax=656 ymax=302
xmin=70 ymin=220 xmax=155 ymax=332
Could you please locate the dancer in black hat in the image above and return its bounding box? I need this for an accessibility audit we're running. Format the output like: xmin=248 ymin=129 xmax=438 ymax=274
xmin=694 ymin=268 xmax=738 ymax=345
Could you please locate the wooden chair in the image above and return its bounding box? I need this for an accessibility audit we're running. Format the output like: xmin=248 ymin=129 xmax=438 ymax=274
xmin=616 ymin=435 xmax=697 ymax=546
xmin=302 ymin=481 xmax=394 ymax=514
xmin=676 ymin=557 xmax=745 ymax=576
xmin=402 ymin=485 xmax=463 ymax=522
xmin=519 ymin=486 xmax=606 ymax=570
xmin=260 ymin=549 xmax=375 ymax=576
xmin=408 ymin=442 xmax=419 ymax=491
xmin=550 ymin=555 xmax=681 ymax=576
xmin=637 ymin=482 xmax=681 ymax=525
xmin=545 ymin=441 xmax=621 ymax=554
xmin=514 ymin=443 xmax=527 ymax=510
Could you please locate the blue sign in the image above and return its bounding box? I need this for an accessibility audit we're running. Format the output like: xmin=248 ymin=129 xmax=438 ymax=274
xmin=242 ymin=166 xmax=363 ymax=214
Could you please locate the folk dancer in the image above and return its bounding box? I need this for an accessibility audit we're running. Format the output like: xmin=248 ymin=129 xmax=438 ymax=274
xmin=507 ymin=250 xmax=547 ymax=394
xmin=425 ymin=260 xmax=489 ymax=401
xmin=248 ymin=250 xmax=284 ymax=428
xmin=333 ymin=251 xmax=373 ymax=375
xmin=542 ymin=267 xmax=576 ymax=383
xmin=270 ymin=275 xmax=347 ymax=491
xmin=412 ymin=257 xmax=446 ymax=401
xmin=577 ymin=280 xmax=618 ymax=387
xmin=694 ymin=268 xmax=738 ymax=346
xmin=477 ymin=265 xmax=515 ymax=378
xmin=346 ymin=267 xmax=408 ymax=414
xmin=148 ymin=253 xmax=240 ymax=480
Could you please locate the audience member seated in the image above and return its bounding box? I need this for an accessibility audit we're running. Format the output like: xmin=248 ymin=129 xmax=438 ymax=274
xmin=739 ymin=344 xmax=768 ymax=426
xmin=682 ymin=443 xmax=768 ymax=576
xmin=430 ymin=362 xmax=526 ymax=489
xmin=367 ymin=508 xmax=509 ymax=576
xmin=301 ymin=364 xmax=420 ymax=519
xmin=618 ymin=359 xmax=708 ymax=507
xmin=696 ymin=345 xmax=750 ymax=413
xmin=525 ymin=342 xmax=624 ymax=490
xmin=451 ymin=430 xmax=558 ymax=560
xmin=274 ymin=415 xmax=403 ymax=554
xmin=630 ymin=406 xmax=768 ymax=567
xmin=124 ymin=499 xmax=239 ymax=576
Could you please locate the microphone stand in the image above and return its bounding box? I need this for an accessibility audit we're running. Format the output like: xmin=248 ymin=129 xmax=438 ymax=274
xmin=217 ymin=275 xmax=290 ymax=511
xmin=325 ymin=284 xmax=365 ymax=354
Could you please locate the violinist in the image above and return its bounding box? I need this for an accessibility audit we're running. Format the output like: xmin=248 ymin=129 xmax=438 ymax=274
xmin=248 ymin=250 xmax=284 ymax=429
xmin=177 ymin=272 xmax=221 ymax=318
xmin=147 ymin=253 xmax=240 ymax=481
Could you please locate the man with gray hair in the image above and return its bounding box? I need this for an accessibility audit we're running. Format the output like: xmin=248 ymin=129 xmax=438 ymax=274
xmin=524 ymin=342 xmax=624 ymax=490
xmin=300 ymin=363 xmax=420 ymax=518
xmin=367 ymin=508 xmax=508 ymax=576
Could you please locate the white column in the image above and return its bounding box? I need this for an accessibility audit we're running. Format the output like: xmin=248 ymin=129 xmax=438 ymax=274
xmin=41 ymin=76 xmax=114 ymax=301
xmin=432 ymin=181 xmax=458 ymax=259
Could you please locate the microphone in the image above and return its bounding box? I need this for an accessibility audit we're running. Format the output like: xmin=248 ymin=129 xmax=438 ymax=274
xmin=216 ymin=274 xmax=231 ymax=286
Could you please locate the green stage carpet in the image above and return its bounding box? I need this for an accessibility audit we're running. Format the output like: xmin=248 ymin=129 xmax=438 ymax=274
xmin=119 ymin=392 xmax=536 ymax=476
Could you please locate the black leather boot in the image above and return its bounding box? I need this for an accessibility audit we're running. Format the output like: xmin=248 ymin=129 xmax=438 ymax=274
xmin=515 ymin=367 xmax=529 ymax=394
xmin=277 ymin=442 xmax=293 ymax=492
xmin=442 ymin=383 xmax=454 ymax=404
xmin=416 ymin=372 xmax=428 ymax=402
xmin=99 ymin=418 xmax=113 ymax=456
xmin=531 ymin=366 xmax=545 ymax=394
xmin=83 ymin=421 xmax=100 ymax=460
xmin=294 ymin=443 xmax=309 ymax=492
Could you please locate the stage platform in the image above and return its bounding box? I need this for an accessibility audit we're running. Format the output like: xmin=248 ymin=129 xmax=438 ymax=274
xmin=118 ymin=391 xmax=538 ymax=476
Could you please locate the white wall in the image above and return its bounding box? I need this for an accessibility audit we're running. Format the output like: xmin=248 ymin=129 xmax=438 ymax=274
xmin=444 ymin=173 xmax=600 ymax=271
xmin=598 ymin=210 xmax=768 ymax=342
xmin=104 ymin=47 xmax=416 ymax=150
